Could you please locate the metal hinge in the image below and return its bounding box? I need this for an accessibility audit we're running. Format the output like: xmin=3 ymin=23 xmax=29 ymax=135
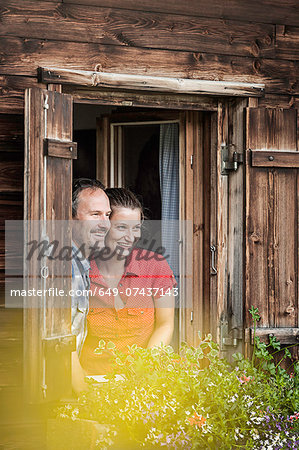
xmin=191 ymin=155 xmax=193 ymax=169
xmin=220 ymin=320 xmax=238 ymax=350
xmin=221 ymin=143 xmax=243 ymax=175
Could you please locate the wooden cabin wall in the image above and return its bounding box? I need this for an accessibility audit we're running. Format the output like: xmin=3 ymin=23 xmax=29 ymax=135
xmin=0 ymin=1 xmax=298 ymax=446
xmin=0 ymin=0 xmax=298 ymax=115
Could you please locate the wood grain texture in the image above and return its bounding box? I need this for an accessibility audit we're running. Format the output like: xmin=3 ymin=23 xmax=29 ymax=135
xmin=245 ymin=108 xmax=298 ymax=330
xmin=184 ymin=111 xmax=194 ymax=345
xmin=0 ymin=76 xmax=44 ymax=114
xmin=0 ymin=197 xmax=23 ymax=231
xmin=276 ymin=25 xmax=299 ymax=60
xmin=226 ymin=98 xmax=247 ymax=349
xmin=61 ymin=0 xmax=299 ymax=27
xmin=24 ymin=88 xmax=45 ymax=403
xmin=202 ymin=113 xmax=211 ymax=336
xmin=0 ymin=1 xmax=276 ymax=58
xmin=208 ymin=111 xmax=218 ymax=340
xmin=251 ymin=150 xmax=299 ymax=168
xmin=192 ymin=112 xmax=204 ymax=346
xmin=248 ymin=327 xmax=299 ymax=345
xmin=0 ymin=114 xmax=23 ymax=151
xmin=216 ymin=100 xmax=229 ymax=349
xmin=40 ymin=68 xmax=265 ymax=96
xmin=65 ymin=87 xmax=218 ymax=111
xmin=0 ymin=161 xmax=23 ymax=192
xmin=45 ymin=138 xmax=77 ymax=159
xmin=24 ymin=88 xmax=74 ymax=402
xmin=0 ymin=37 xmax=297 ymax=95
xmin=96 ymin=117 xmax=110 ymax=188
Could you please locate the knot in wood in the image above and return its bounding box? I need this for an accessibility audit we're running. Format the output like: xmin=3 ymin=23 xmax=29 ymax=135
xmin=286 ymin=305 xmax=295 ymax=315
xmin=94 ymin=64 xmax=103 ymax=72
xmin=249 ymin=232 xmax=260 ymax=243
xmin=253 ymin=59 xmax=261 ymax=74
xmin=264 ymin=34 xmax=272 ymax=46
xmin=192 ymin=52 xmax=202 ymax=63
xmin=251 ymin=40 xmax=260 ymax=57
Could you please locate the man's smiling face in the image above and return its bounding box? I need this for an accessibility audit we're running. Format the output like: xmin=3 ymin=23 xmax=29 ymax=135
xmin=73 ymin=188 xmax=111 ymax=256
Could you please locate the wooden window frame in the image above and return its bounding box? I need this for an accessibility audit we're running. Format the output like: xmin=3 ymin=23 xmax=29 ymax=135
xmin=41 ymin=68 xmax=261 ymax=349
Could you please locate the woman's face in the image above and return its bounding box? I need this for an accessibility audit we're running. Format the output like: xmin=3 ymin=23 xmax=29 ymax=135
xmin=105 ymin=207 xmax=142 ymax=256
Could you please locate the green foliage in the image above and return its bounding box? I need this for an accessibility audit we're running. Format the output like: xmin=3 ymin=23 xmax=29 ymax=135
xmin=58 ymin=308 xmax=298 ymax=449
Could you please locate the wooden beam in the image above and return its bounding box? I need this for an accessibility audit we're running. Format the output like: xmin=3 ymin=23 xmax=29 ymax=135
xmin=64 ymin=87 xmax=218 ymax=111
xmin=62 ymin=0 xmax=299 ymax=27
xmin=39 ymin=68 xmax=265 ymax=97
xmin=247 ymin=327 xmax=299 ymax=345
xmin=45 ymin=139 xmax=77 ymax=159
xmin=251 ymin=150 xmax=299 ymax=168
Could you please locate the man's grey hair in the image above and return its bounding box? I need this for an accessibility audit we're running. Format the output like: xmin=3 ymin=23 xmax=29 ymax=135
xmin=72 ymin=178 xmax=105 ymax=217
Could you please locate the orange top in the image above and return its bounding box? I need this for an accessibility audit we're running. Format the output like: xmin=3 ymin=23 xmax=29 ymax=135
xmin=80 ymin=248 xmax=177 ymax=374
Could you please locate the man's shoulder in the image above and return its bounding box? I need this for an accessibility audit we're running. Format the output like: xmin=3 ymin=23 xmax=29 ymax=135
xmin=72 ymin=242 xmax=90 ymax=273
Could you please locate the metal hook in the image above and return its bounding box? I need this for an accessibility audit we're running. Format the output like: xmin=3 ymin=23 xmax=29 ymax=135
xmin=210 ymin=245 xmax=217 ymax=275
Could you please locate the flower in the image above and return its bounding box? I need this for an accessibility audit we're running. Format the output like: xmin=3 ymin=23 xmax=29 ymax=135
xmin=187 ymin=412 xmax=206 ymax=428
xmin=237 ymin=374 xmax=253 ymax=384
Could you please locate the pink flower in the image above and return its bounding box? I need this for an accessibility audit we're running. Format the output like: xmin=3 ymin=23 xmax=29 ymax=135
xmin=187 ymin=413 xmax=206 ymax=428
xmin=237 ymin=374 xmax=253 ymax=384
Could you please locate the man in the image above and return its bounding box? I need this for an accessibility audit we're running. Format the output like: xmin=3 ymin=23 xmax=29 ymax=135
xmin=71 ymin=178 xmax=111 ymax=393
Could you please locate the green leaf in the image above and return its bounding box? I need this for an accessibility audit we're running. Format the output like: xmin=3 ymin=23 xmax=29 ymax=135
xmin=284 ymin=348 xmax=291 ymax=359
xmin=98 ymin=339 xmax=106 ymax=349
xmin=107 ymin=341 xmax=116 ymax=349
xmin=94 ymin=349 xmax=103 ymax=355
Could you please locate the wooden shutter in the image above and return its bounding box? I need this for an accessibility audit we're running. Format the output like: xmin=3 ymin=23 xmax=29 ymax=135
xmin=24 ymin=88 xmax=77 ymax=402
xmin=245 ymin=108 xmax=299 ymax=354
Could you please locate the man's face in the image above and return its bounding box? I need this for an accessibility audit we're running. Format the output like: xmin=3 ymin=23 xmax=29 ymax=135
xmin=73 ymin=188 xmax=111 ymax=256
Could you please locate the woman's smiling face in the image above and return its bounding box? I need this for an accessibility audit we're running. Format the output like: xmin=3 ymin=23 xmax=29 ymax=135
xmin=105 ymin=207 xmax=142 ymax=256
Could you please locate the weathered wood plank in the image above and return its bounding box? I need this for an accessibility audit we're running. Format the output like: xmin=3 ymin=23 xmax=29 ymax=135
xmin=62 ymin=0 xmax=299 ymax=27
xmin=248 ymin=327 xmax=299 ymax=345
xmin=245 ymin=108 xmax=298 ymax=329
xmin=274 ymin=169 xmax=298 ymax=327
xmin=216 ymin=100 xmax=229 ymax=350
xmin=0 ymin=76 xmax=43 ymax=114
xmin=67 ymin=87 xmax=218 ymax=111
xmin=192 ymin=112 xmax=204 ymax=345
xmin=0 ymin=1 xmax=276 ymax=58
xmin=45 ymin=138 xmax=77 ymax=159
xmin=0 ymin=196 xmax=23 ymax=231
xmin=0 ymin=161 xmax=23 ymax=192
xmin=258 ymin=94 xmax=299 ymax=109
xmin=251 ymin=150 xmax=299 ymax=168
xmin=208 ymin=111 xmax=218 ymax=340
xmin=184 ymin=111 xmax=194 ymax=345
xmin=0 ymin=113 xmax=23 ymax=151
xmin=41 ymin=68 xmax=265 ymax=97
xmin=25 ymin=88 xmax=74 ymax=402
xmin=226 ymin=98 xmax=247 ymax=348
xmin=202 ymin=113 xmax=211 ymax=336
xmin=276 ymin=25 xmax=299 ymax=60
xmin=0 ymin=37 xmax=297 ymax=95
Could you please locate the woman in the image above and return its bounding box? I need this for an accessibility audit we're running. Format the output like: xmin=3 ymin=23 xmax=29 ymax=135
xmin=80 ymin=188 xmax=176 ymax=374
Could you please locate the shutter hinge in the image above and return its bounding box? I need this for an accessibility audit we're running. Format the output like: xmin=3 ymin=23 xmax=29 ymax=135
xmin=190 ymin=311 xmax=194 ymax=323
xmin=220 ymin=320 xmax=239 ymax=350
xmin=191 ymin=155 xmax=193 ymax=169
xmin=221 ymin=143 xmax=243 ymax=175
